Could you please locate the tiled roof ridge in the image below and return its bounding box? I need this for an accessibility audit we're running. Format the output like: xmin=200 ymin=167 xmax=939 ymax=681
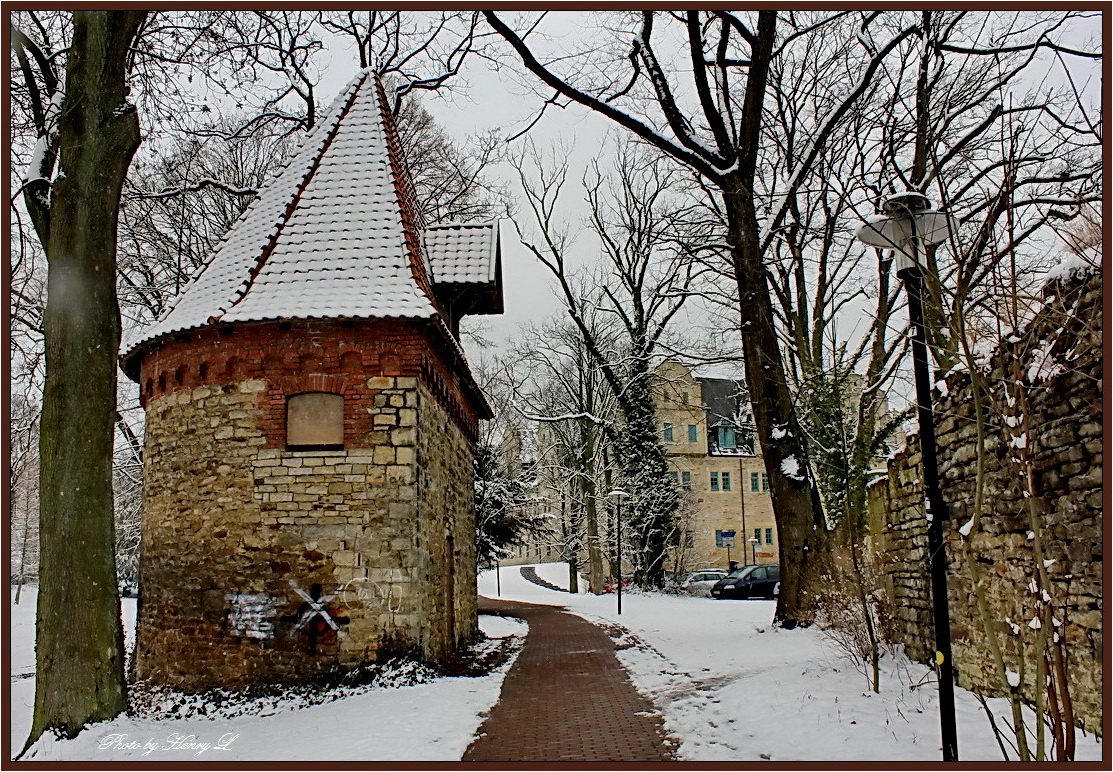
xmin=208 ymin=73 xmax=370 ymax=325
xmin=373 ymin=74 xmax=438 ymax=306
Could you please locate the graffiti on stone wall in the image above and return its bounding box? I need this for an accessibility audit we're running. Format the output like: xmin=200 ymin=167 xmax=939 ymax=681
xmin=338 ymin=576 xmax=406 ymax=613
xmin=225 ymin=592 xmax=282 ymax=640
xmin=285 ymin=580 xmax=350 ymax=654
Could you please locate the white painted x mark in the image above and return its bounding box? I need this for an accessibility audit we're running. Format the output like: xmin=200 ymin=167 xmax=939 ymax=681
xmin=290 ymin=583 xmax=340 ymax=632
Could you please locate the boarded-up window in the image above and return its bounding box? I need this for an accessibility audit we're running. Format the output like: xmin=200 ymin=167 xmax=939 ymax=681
xmin=287 ymin=392 xmax=344 ymax=448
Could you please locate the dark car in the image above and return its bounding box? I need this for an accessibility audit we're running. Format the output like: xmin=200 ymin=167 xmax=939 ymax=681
xmin=710 ymin=564 xmax=780 ymax=599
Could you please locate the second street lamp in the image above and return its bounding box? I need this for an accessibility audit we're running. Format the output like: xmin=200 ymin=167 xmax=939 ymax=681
xmin=607 ymin=488 xmax=630 ymax=614
xmin=856 ymin=191 xmax=958 ymax=762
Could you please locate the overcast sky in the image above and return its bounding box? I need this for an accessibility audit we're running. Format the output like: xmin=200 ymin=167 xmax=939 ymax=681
xmin=228 ymin=11 xmax=1104 ymax=400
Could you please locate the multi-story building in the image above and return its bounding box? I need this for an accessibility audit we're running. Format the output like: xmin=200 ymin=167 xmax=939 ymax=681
xmin=653 ymin=360 xmax=778 ymax=571
xmin=509 ymin=358 xmax=898 ymax=581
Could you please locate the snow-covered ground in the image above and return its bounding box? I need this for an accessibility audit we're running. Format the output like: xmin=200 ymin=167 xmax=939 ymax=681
xmin=11 ymin=568 xmax=1102 ymax=763
xmin=10 ymin=586 xmax=519 ymax=762
xmin=477 ymin=562 xmax=1103 ymax=763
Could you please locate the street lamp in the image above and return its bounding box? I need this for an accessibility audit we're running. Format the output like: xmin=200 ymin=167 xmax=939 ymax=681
xmin=856 ymin=191 xmax=958 ymax=762
xmin=607 ymin=488 xmax=630 ymax=614
xmin=748 ymin=536 xmax=759 ymax=565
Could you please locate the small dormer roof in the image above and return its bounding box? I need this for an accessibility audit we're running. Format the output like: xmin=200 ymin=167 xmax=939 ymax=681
xmin=424 ymin=221 xmax=503 ymax=316
xmin=425 ymin=222 xmax=499 ymax=284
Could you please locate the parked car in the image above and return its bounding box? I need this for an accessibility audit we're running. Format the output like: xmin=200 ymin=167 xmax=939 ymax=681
xmin=679 ymin=569 xmax=729 ymax=597
xmin=710 ymin=564 xmax=780 ymax=599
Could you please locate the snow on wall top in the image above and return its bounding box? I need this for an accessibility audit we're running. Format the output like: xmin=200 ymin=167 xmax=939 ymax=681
xmin=123 ymin=70 xmax=439 ymax=358
xmin=424 ymin=222 xmax=499 ymax=284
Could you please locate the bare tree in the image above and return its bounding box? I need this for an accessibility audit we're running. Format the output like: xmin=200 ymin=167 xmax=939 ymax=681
xmin=14 ymin=11 xmax=147 ymax=747
xmin=511 ymin=315 xmax=621 ymax=594
xmin=485 ymin=10 xmax=919 ymax=624
xmin=881 ymin=11 xmax=1101 ymax=370
xmin=470 ymin=354 xmax=554 ymax=570
xmin=10 ymin=395 xmax=41 ymax=604
xmin=510 ymin=140 xmax=703 ymax=587
xmin=317 ymin=10 xmax=481 ymax=114
xmin=393 ymin=96 xmax=502 ymax=225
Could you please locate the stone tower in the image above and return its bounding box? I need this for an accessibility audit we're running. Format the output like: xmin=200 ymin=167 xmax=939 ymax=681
xmin=120 ymin=71 xmax=502 ymax=690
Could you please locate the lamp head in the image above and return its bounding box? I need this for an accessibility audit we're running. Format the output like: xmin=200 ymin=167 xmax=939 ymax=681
xmin=881 ymin=191 xmax=933 ymax=215
xmin=607 ymin=488 xmax=631 ymax=498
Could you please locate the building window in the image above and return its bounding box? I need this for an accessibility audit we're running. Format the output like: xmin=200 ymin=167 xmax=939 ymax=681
xmin=754 ymin=528 xmax=761 ymax=543
xmin=751 ymin=472 xmax=770 ymax=492
xmin=720 ymin=426 xmax=736 ymax=449
xmin=684 ymin=530 xmax=695 ymax=548
xmin=681 ymin=471 xmax=691 ymax=489
xmin=286 ymin=392 xmax=344 ymax=449
xmin=710 ymin=472 xmax=719 ymax=491
xmin=669 ymin=471 xmax=679 ymax=485
xmin=688 ymin=424 xmax=697 ymax=442
xmin=682 ymin=391 xmax=689 ymax=404
xmin=663 ymin=422 xmax=674 ymax=442
xmin=765 ymin=527 xmax=774 ymax=545
xmin=722 ymin=472 xmax=732 ymax=491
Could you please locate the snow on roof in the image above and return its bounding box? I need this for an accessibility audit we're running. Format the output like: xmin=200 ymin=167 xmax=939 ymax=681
xmin=424 ymin=222 xmax=499 ymax=284
xmin=123 ymin=70 xmax=440 ymax=358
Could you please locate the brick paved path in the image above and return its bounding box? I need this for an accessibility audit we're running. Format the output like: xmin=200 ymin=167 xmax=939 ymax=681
xmin=462 ymin=596 xmax=675 ymax=762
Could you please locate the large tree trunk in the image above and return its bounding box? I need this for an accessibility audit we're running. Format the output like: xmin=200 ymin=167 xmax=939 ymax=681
xmin=27 ymin=10 xmax=146 ymax=747
xmin=724 ymin=173 xmax=827 ymax=628
xmin=717 ymin=12 xmax=827 ymax=627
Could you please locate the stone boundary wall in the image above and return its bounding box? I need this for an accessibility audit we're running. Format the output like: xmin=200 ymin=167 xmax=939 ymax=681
xmin=865 ymin=269 xmax=1102 ymax=732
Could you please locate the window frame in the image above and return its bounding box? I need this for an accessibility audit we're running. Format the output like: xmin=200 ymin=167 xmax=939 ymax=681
xmin=663 ymin=422 xmax=674 ymax=442
xmin=719 ymin=426 xmax=737 ymax=449
xmin=285 ymin=391 xmax=345 ymax=451
xmin=710 ymin=471 xmax=719 ymax=491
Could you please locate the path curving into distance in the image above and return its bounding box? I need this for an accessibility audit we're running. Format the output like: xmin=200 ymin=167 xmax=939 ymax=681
xmin=463 ymin=595 xmax=675 ymax=762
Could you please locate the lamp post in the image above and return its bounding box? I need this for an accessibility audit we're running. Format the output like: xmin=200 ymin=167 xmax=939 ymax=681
xmin=748 ymin=536 xmax=759 ymax=565
xmin=607 ymin=488 xmax=630 ymax=614
xmin=856 ymin=191 xmax=958 ymax=762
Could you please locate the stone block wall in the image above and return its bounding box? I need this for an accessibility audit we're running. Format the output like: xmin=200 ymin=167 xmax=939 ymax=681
xmin=416 ymin=382 xmax=478 ymax=657
xmin=865 ymin=269 xmax=1102 ymax=732
xmin=865 ymin=442 xmax=934 ymax=663
xmin=134 ymin=319 xmax=482 ymax=690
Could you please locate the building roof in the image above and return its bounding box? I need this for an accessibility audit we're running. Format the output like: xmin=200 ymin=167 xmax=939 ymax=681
xmin=122 ymin=70 xmax=500 ymax=360
xmin=425 ymin=222 xmax=499 ymax=284
xmin=698 ymin=377 xmax=747 ymax=427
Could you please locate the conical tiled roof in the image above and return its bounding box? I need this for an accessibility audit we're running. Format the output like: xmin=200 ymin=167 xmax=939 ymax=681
xmin=123 ymin=70 xmax=452 ymax=360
